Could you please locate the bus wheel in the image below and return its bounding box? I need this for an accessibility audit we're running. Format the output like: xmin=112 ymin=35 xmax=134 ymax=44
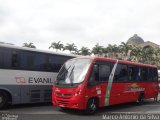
xmin=137 ymin=93 xmax=144 ymax=105
xmin=0 ymin=92 xmax=9 ymax=109
xmin=85 ymin=99 xmax=98 ymax=114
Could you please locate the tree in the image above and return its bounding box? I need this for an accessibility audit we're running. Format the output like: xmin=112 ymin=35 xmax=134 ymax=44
xmin=92 ymin=43 xmax=104 ymax=55
xmin=119 ymin=42 xmax=132 ymax=57
xmin=63 ymin=43 xmax=77 ymax=53
xmin=23 ymin=43 xmax=36 ymax=48
xmin=140 ymin=46 xmax=155 ymax=64
xmin=107 ymin=44 xmax=119 ymax=58
xmin=130 ymin=46 xmax=155 ymax=64
xmin=154 ymin=48 xmax=160 ymax=68
xmin=130 ymin=46 xmax=142 ymax=62
xmin=49 ymin=41 xmax=63 ymax=52
xmin=102 ymin=47 xmax=109 ymax=57
xmin=73 ymin=48 xmax=81 ymax=55
xmin=79 ymin=46 xmax=91 ymax=56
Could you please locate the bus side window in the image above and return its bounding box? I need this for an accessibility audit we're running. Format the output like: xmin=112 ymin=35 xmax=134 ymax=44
xmin=137 ymin=67 xmax=141 ymax=82
xmin=49 ymin=56 xmax=65 ymax=72
xmin=153 ymin=68 xmax=158 ymax=82
xmin=20 ymin=51 xmax=34 ymax=70
xmin=128 ymin=66 xmax=141 ymax=82
xmin=0 ymin=50 xmax=4 ymax=68
xmin=4 ymin=48 xmax=11 ymax=69
xmin=99 ymin=64 xmax=110 ymax=82
xmin=12 ymin=51 xmax=19 ymax=68
xmin=87 ymin=63 xmax=102 ymax=87
xmin=148 ymin=68 xmax=153 ymax=82
xmin=88 ymin=66 xmax=97 ymax=86
xmin=114 ymin=64 xmax=128 ymax=82
xmin=142 ymin=67 xmax=148 ymax=82
xmin=27 ymin=54 xmax=34 ymax=69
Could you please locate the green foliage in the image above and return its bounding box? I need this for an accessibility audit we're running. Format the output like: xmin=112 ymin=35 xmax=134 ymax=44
xmin=63 ymin=43 xmax=77 ymax=53
xmin=49 ymin=41 xmax=63 ymax=52
xmin=92 ymin=43 xmax=103 ymax=55
xmin=79 ymin=46 xmax=91 ymax=56
xmin=23 ymin=43 xmax=36 ymax=48
xmin=48 ymin=41 xmax=160 ymax=68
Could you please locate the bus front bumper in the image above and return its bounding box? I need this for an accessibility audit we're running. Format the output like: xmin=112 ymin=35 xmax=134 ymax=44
xmin=52 ymin=95 xmax=85 ymax=110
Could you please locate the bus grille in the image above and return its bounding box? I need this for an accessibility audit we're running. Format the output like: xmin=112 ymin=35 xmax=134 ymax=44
xmin=55 ymin=93 xmax=72 ymax=105
xmin=30 ymin=90 xmax=40 ymax=102
xmin=56 ymin=93 xmax=72 ymax=98
xmin=56 ymin=99 xmax=69 ymax=105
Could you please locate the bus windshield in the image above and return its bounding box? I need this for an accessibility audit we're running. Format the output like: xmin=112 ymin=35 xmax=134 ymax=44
xmin=56 ymin=58 xmax=92 ymax=85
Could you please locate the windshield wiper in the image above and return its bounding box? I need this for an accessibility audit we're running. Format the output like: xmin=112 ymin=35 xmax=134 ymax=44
xmin=56 ymin=65 xmax=71 ymax=84
xmin=68 ymin=66 xmax=75 ymax=86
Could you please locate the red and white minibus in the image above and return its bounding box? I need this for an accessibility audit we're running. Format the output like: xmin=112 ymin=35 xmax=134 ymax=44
xmin=52 ymin=57 xmax=159 ymax=114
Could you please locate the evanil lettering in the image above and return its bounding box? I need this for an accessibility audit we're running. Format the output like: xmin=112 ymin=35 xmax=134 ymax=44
xmin=28 ymin=77 xmax=53 ymax=84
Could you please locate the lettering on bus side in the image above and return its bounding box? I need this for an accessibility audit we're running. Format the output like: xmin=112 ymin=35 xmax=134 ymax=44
xmin=16 ymin=77 xmax=26 ymax=83
xmin=28 ymin=77 xmax=53 ymax=84
xmin=15 ymin=77 xmax=54 ymax=84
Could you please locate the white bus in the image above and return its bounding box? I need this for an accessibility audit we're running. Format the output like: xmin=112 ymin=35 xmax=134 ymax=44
xmin=0 ymin=43 xmax=75 ymax=109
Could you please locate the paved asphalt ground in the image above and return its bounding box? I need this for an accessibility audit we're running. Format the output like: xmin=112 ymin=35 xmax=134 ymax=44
xmin=0 ymin=94 xmax=160 ymax=120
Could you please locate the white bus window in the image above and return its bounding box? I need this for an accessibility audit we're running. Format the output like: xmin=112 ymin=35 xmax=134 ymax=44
xmin=20 ymin=51 xmax=35 ymax=70
xmin=33 ymin=53 xmax=47 ymax=71
xmin=11 ymin=51 xmax=19 ymax=68
xmin=0 ymin=51 xmax=4 ymax=67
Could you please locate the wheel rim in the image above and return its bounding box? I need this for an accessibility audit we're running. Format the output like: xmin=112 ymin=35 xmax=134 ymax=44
xmin=89 ymin=100 xmax=96 ymax=112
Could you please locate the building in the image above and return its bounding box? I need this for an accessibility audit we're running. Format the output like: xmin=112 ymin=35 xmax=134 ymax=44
xmin=127 ymin=34 xmax=160 ymax=48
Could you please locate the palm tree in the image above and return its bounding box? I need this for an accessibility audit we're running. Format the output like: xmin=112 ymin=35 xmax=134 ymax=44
xmin=130 ymin=46 xmax=142 ymax=62
xmin=107 ymin=44 xmax=119 ymax=58
xmin=73 ymin=48 xmax=81 ymax=55
xmin=63 ymin=43 xmax=77 ymax=53
xmin=102 ymin=47 xmax=109 ymax=57
xmin=79 ymin=46 xmax=91 ymax=56
xmin=119 ymin=42 xmax=132 ymax=57
xmin=23 ymin=43 xmax=36 ymax=48
xmin=49 ymin=41 xmax=63 ymax=52
xmin=92 ymin=43 xmax=104 ymax=56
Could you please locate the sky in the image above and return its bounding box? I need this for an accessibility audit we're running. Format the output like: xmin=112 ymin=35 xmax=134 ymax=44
xmin=0 ymin=0 xmax=160 ymax=52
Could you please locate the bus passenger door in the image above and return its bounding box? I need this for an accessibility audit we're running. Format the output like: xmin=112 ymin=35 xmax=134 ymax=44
xmin=109 ymin=64 xmax=129 ymax=105
xmin=86 ymin=63 xmax=112 ymax=108
xmin=85 ymin=64 xmax=104 ymax=107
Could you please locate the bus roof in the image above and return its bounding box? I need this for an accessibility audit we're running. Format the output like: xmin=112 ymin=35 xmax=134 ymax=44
xmin=0 ymin=43 xmax=76 ymax=57
xmin=75 ymin=56 xmax=157 ymax=68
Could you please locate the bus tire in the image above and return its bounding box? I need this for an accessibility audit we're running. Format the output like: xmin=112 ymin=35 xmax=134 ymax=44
xmin=0 ymin=91 xmax=9 ymax=109
xmin=137 ymin=93 xmax=144 ymax=105
xmin=85 ymin=98 xmax=98 ymax=115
